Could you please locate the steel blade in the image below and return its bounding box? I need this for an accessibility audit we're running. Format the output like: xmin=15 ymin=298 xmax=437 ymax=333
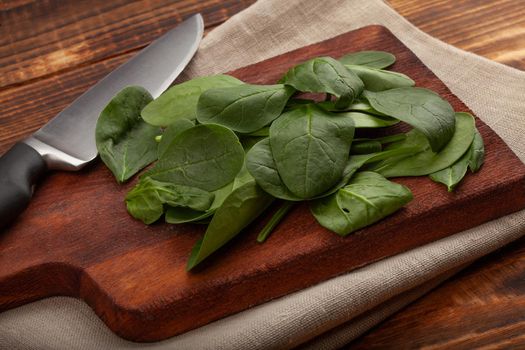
xmin=24 ymin=14 xmax=204 ymax=170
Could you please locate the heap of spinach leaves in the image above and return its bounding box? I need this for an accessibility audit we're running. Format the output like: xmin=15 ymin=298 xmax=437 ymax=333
xmin=95 ymin=50 xmax=484 ymax=270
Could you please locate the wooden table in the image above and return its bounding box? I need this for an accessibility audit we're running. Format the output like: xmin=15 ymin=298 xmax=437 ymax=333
xmin=1 ymin=0 xmax=524 ymax=348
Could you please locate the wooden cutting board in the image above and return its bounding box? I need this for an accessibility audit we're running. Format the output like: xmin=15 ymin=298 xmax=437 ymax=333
xmin=1 ymin=25 xmax=525 ymax=342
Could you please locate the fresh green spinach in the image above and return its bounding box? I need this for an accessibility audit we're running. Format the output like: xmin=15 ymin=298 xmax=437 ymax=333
xmin=126 ymin=177 xmax=214 ymax=224
xmin=280 ymin=57 xmax=364 ymax=108
xmin=95 ymin=86 xmax=159 ymax=183
xmin=96 ymin=50 xmax=487 ymax=271
xmin=186 ymin=180 xmax=274 ymax=270
xmin=319 ymin=100 xmax=388 ymax=117
xmin=429 ymin=126 xmax=484 ymax=191
xmin=164 ymin=144 xmax=261 ymax=224
xmin=345 ymin=64 xmax=415 ymax=92
xmin=165 ymin=182 xmax=234 ymax=224
xmin=306 ymin=100 xmax=399 ymax=128
xmin=429 ymin=149 xmax=471 ymax=192
xmin=310 ymin=171 xmax=413 ymax=236
xmin=146 ymin=124 xmax=244 ymax=191
xmin=373 ymin=112 xmax=475 ymax=177
xmin=197 ymin=84 xmax=295 ymax=133
xmin=363 ymin=87 xmax=456 ymax=152
xmin=245 ymin=138 xmax=302 ymax=201
xmin=339 ymin=51 xmax=396 ymax=69
xmin=247 ymin=138 xmax=421 ymax=201
xmin=269 ymin=104 xmax=355 ymax=198
xmin=337 ymin=111 xmax=399 ymax=128
xmin=322 ymin=146 xmax=422 ymax=197
xmin=141 ymin=75 xmax=243 ymax=126
xmin=157 ymin=119 xmax=195 ymax=158
xmin=469 ymin=128 xmax=485 ymax=172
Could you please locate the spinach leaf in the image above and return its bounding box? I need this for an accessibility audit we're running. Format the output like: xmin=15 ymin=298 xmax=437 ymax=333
xmin=157 ymin=119 xmax=194 ymax=158
xmin=165 ymin=181 xmax=234 ymax=224
xmin=469 ymin=128 xmax=485 ymax=172
xmin=339 ymin=51 xmax=396 ymax=69
xmin=429 ymin=148 xmax=471 ymax=192
xmin=310 ymin=171 xmax=413 ymax=236
xmin=346 ymin=101 xmax=388 ymax=115
xmin=165 ymin=207 xmax=208 ymax=224
xmin=95 ymin=86 xmax=159 ymax=183
xmin=196 ymin=84 xmax=295 ymax=133
xmin=319 ymin=100 xmax=398 ymax=127
xmin=186 ymin=180 xmax=274 ymax=270
xmin=319 ymin=100 xmax=388 ymax=116
xmin=232 ymin=164 xmax=255 ymax=190
xmin=125 ymin=177 xmax=214 ymax=224
xmin=245 ymin=138 xmax=302 ymax=201
xmin=338 ymin=111 xmax=399 ymax=128
xmin=146 ymin=124 xmax=244 ymax=191
xmin=363 ymin=87 xmax=456 ymax=152
xmin=280 ymin=57 xmax=364 ymax=108
xmin=430 ymin=127 xmax=484 ymax=191
xmin=345 ymin=64 xmax=415 ymax=92
xmin=165 ymin=146 xmax=257 ymax=225
xmin=141 ymin=75 xmax=243 ymax=126
xmin=247 ymin=138 xmax=420 ymax=201
xmin=322 ymin=146 xmax=422 ymax=197
xmin=269 ymin=104 xmax=355 ymax=199
xmin=373 ymin=112 xmax=475 ymax=177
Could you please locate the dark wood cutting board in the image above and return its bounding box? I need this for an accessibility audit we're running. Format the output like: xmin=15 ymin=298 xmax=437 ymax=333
xmin=1 ymin=25 xmax=525 ymax=342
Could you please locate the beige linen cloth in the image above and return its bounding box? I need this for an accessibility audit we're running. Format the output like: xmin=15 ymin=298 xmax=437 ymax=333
xmin=2 ymin=0 xmax=525 ymax=349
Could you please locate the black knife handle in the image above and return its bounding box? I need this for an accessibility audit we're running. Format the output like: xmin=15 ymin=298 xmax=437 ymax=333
xmin=0 ymin=142 xmax=47 ymax=230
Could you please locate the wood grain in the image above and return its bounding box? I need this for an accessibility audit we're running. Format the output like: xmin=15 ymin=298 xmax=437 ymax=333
xmin=0 ymin=0 xmax=256 ymax=88
xmin=2 ymin=0 xmax=525 ymax=347
xmin=2 ymin=25 xmax=524 ymax=342
xmin=389 ymin=0 xmax=525 ymax=70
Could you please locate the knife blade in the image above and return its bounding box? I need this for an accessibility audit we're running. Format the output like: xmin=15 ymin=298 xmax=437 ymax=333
xmin=0 ymin=14 xmax=204 ymax=229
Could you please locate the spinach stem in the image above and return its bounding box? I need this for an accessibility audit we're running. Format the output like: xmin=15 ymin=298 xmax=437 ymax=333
xmin=325 ymin=93 xmax=333 ymax=101
xmin=363 ymin=146 xmax=422 ymax=164
xmin=257 ymin=201 xmax=295 ymax=243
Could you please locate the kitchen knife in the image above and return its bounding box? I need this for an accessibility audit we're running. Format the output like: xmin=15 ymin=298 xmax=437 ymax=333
xmin=0 ymin=14 xmax=204 ymax=229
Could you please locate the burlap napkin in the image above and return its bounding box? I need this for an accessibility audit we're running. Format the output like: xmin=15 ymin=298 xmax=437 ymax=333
xmin=1 ymin=0 xmax=524 ymax=349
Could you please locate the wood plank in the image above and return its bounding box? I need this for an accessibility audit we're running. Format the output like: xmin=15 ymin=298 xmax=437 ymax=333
xmin=389 ymin=0 xmax=525 ymax=70
xmin=0 ymin=0 xmax=255 ymax=88
xmin=1 ymin=25 xmax=524 ymax=342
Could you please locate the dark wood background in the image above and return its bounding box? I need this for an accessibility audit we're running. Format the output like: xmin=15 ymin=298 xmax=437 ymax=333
xmin=1 ymin=0 xmax=524 ymax=348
